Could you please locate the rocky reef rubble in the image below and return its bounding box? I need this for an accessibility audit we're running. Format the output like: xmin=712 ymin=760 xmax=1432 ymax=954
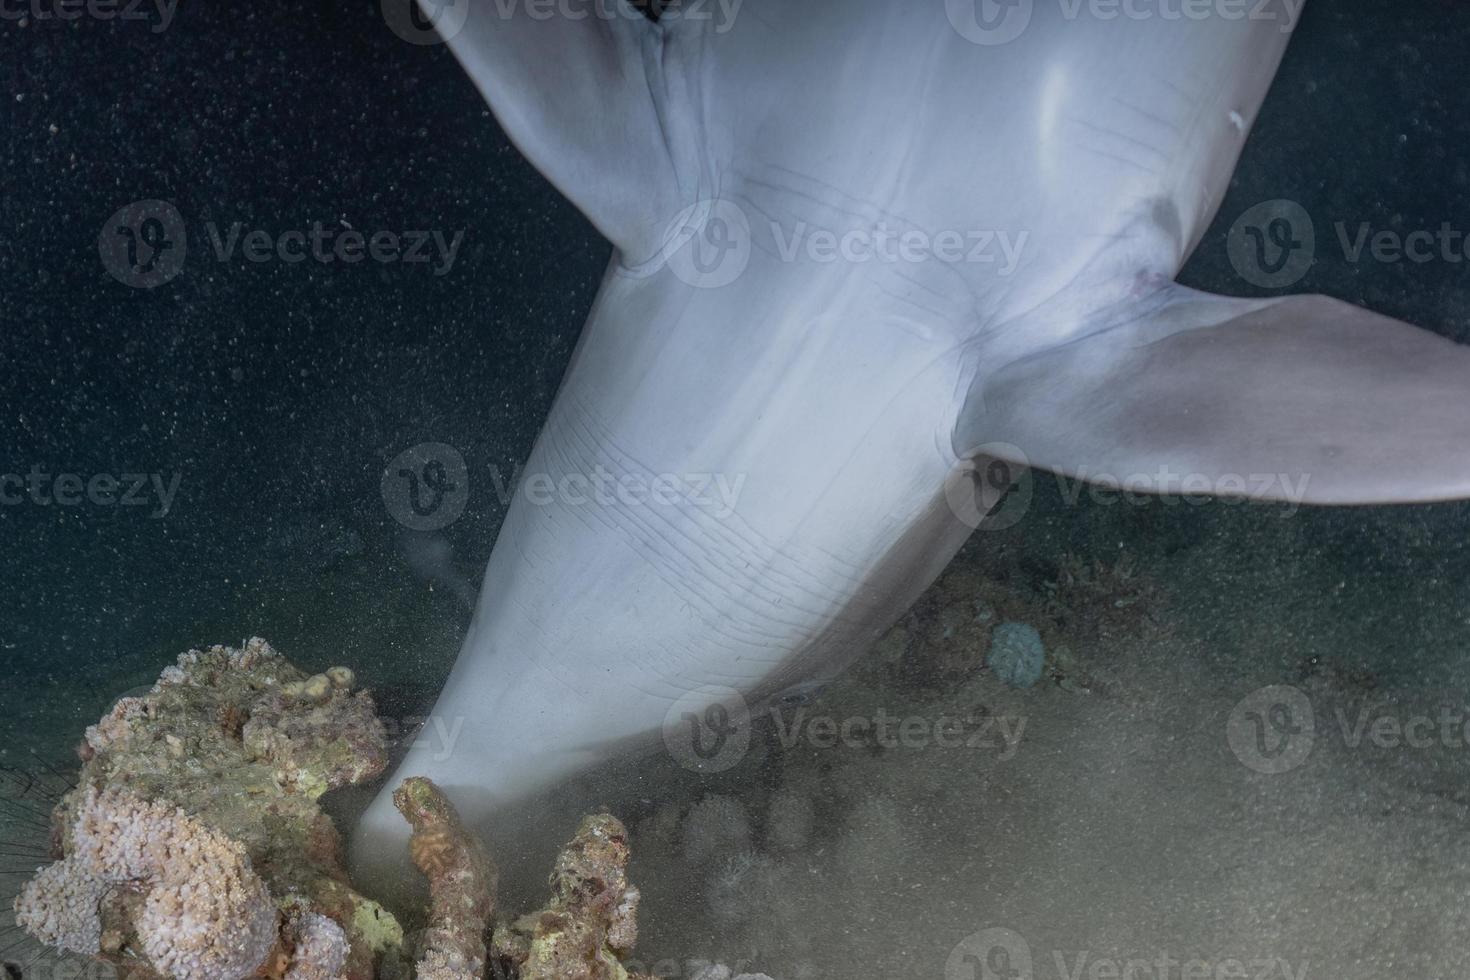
xmin=11 ymin=639 xmax=764 ymax=980
xmin=14 ymin=638 xmax=400 ymax=980
xmin=490 ymin=813 xmax=645 ymax=980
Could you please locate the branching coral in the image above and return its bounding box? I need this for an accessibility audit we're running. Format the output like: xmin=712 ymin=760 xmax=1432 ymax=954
xmin=392 ymin=778 xmax=495 ymax=980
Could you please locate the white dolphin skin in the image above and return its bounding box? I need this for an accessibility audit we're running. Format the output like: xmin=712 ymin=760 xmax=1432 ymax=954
xmin=352 ymin=0 xmax=1470 ymax=884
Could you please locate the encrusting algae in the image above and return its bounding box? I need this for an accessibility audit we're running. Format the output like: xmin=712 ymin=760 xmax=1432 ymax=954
xmin=10 ymin=639 xmax=759 ymax=980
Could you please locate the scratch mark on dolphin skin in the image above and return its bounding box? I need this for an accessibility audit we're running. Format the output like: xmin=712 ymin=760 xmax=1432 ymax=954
xmin=1067 ymin=116 xmax=1171 ymax=163
xmin=1111 ymin=97 xmax=1181 ymax=135
xmin=566 ymin=385 xmax=871 ymax=600
xmin=537 ymin=394 xmax=823 ymax=649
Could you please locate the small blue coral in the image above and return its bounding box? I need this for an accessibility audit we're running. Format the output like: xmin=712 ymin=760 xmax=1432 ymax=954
xmin=987 ymin=622 xmax=1045 ymax=689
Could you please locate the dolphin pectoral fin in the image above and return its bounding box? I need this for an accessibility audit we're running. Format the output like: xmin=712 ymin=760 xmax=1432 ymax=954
xmin=960 ymin=285 xmax=1470 ymax=505
xmin=417 ymin=0 xmax=684 ymax=260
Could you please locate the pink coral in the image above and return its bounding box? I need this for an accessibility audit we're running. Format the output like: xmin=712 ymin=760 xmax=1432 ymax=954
xmin=12 ymin=858 xmax=108 ymax=956
xmin=16 ymin=787 xmax=279 ymax=980
xmin=282 ymin=911 xmax=349 ymax=980
xmin=83 ymin=696 xmax=146 ymax=755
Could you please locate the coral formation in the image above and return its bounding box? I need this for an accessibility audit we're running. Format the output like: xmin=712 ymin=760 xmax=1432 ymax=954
xmin=281 ymin=911 xmax=351 ymax=980
xmin=12 ymin=639 xmax=766 ymax=980
xmin=14 ymin=638 xmax=401 ymax=980
xmin=11 ymin=857 xmax=108 ymax=957
xmin=17 ymin=786 xmax=280 ymax=980
xmin=492 ymin=814 xmax=651 ymax=980
xmin=393 ymin=778 xmax=494 ymax=980
xmin=986 ymin=621 xmax=1045 ymax=689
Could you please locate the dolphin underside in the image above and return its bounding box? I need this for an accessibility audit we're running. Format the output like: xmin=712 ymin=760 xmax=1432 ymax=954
xmin=351 ymin=0 xmax=1470 ymax=894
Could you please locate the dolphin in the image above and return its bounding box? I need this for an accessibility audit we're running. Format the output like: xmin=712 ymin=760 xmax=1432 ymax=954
xmin=352 ymin=0 xmax=1470 ymax=887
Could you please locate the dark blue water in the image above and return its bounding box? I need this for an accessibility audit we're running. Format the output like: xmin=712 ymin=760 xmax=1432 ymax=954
xmin=0 ymin=2 xmax=606 ymax=730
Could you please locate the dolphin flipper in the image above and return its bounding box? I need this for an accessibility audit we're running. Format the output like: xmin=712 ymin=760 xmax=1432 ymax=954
xmin=423 ymin=0 xmax=686 ymax=260
xmin=962 ymin=285 xmax=1470 ymax=505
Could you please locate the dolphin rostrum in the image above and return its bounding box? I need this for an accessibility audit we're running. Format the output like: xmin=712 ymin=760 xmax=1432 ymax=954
xmin=352 ymin=0 xmax=1470 ymax=885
